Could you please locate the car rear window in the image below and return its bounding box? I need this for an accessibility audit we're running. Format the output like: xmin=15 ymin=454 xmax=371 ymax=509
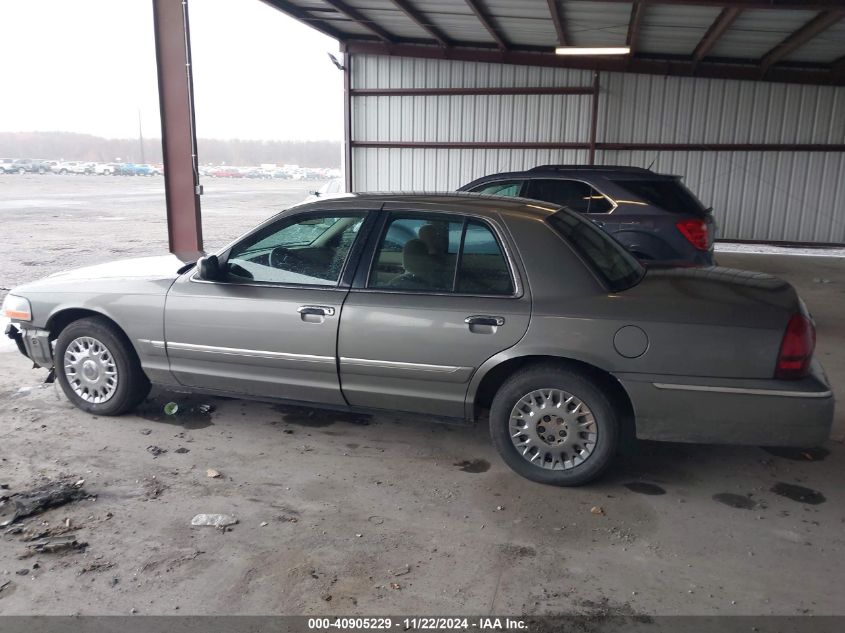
xmin=548 ymin=210 xmax=644 ymax=292
xmin=611 ymin=178 xmax=707 ymax=216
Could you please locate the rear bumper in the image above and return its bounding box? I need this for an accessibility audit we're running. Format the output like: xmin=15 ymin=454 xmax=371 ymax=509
xmin=618 ymin=360 xmax=834 ymax=446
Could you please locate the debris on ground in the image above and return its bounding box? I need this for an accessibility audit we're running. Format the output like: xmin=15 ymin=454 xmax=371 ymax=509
xmin=16 ymin=569 xmax=29 ymax=576
xmin=390 ymin=582 xmax=401 ymax=590
xmin=260 ymin=521 xmax=268 ymax=527
xmin=175 ymin=447 xmax=190 ymax=454
xmin=590 ymin=506 xmax=605 ymax=516
xmin=140 ymin=429 xmax=152 ymax=436
xmin=143 ymin=476 xmax=166 ymax=500
xmin=197 ymin=404 xmax=215 ymax=414
xmin=206 ymin=468 xmax=221 ymax=478
xmin=18 ymin=523 xmax=78 ymax=541
xmin=0 ymin=478 xmax=87 ymax=527
xmin=78 ymin=561 xmax=115 ymax=575
xmin=191 ymin=513 xmax=237 ymax=528
xmin=0 ymin=484 xmax=9 ymax=490
xmin=0 ymin=580 xmax=12 ymax=593
xmin=19 ymin=534 xmax=88 ymax=558
xmin=146 ymin=445 xmax=167 ymax=457
xmin=391 ymin=564 xmax=411 ymax=577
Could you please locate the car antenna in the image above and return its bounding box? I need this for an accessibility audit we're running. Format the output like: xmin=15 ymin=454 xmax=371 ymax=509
xmin=646 ymin=155 xmax=657 ymax=170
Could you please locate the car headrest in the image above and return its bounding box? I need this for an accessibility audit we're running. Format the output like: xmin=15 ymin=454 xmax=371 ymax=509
xmin=403 ymin=239 xmax=429 ymax=276
xmin=418 ymin=223 xmax=448 ymax=255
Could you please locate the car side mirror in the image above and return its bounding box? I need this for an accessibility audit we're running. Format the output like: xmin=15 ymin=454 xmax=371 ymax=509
xmin=196 ymin=255 xmax=221 ymax=281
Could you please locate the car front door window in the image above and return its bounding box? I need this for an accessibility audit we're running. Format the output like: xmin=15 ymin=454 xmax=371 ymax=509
xmin=225 ymin=213 xmax=365 ymax=286
xmin=524 ymin=179 xmax=614 ymax=214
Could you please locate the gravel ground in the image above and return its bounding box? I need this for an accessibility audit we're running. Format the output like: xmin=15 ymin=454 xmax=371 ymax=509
xmin=0 ymin=174 xmax=843 ymax=617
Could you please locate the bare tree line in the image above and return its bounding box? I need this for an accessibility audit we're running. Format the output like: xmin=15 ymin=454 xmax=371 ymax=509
xmin=0 ymin=132 xmax=341 ymax=167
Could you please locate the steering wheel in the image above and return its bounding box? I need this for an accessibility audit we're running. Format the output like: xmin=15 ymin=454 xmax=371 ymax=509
xmin=270 ymin=246 xmax=307 ymax=271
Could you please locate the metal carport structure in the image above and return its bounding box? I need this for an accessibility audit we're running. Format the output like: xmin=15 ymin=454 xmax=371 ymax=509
xmin=152 ymin=0 xmax=845 ymax=253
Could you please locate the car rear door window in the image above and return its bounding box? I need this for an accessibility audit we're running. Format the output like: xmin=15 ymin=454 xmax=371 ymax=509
xmin=225 ymin=212 xmax=366 ymax=286
xmin=470 ymin=180 xmax=524 ymax=197
xmin=369 ymin=214 xmax=514 ymax=295
xmin=610 ymin=178 xmax=707 ymax=216
xmin=524 ymin=179 xmax=614 ymax=214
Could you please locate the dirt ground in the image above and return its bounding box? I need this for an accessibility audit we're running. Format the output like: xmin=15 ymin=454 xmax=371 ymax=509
xmin=0 ymin=174 xmax=843 ymax=616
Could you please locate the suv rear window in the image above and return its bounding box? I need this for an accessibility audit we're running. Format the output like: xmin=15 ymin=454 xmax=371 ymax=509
xmin=611 ymin=178 xmax=707 ymax=216
xmin=548 ymin=210 xmax=644 ymax=292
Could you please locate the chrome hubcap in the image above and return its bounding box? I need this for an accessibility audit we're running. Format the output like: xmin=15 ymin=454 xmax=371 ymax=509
xmin=64 ymin=336 xmax=118 ymax=404
xmin=509 ymin=388 xmax=597 ymax=470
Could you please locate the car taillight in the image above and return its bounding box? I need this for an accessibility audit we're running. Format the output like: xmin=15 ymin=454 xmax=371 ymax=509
xmin=775 ymin=314 xmax=815 ymax=380
xmin=675 ymin=219 xmax=709 ymax=251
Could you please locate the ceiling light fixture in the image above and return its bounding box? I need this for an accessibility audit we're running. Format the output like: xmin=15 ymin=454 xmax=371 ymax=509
xmin=555 ymin=46 xmax=631 ymax=56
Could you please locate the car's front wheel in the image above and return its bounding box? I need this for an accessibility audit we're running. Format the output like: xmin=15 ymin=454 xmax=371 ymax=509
xmin=490 ymin=364 xmax=619 ymax=486
xmin=55 ymin=317 xmax=150 ymax=416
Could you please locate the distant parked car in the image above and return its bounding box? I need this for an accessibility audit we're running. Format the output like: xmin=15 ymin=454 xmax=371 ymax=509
xmin=93 ymin=163 xmax=118 ymax=176
xmin=206 ymin=166 xmax=241 ymax=178
xmin=0 ymin=158 xmax=15 ymax=173
xmin=53 ymin=161 xmax=93 ymax=175
xmin=459 ymin=165 xmax=716 ymax=266
xmin=134 ymin=164 xmax=160 ymax=176
xmin=10 ymin=158 xmax=51 ymax=174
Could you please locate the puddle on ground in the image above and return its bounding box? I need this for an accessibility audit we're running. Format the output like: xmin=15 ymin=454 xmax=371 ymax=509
xmin=624 ymin=482 xmax=666 ymax=496
xmin=713 ymin=493 xmax=756 ymax=509
xmin=134 ymin=394 xmax=216 ymax=429
xmin=454 ymin=459 xmax=490 ymax=473
xmin=272 ymin=404 xmax=372 ymax=427
xmin=771 ymin=482 xmax=826 ymax=505
xmin=762 ymin=447 xmax=829 ymax=462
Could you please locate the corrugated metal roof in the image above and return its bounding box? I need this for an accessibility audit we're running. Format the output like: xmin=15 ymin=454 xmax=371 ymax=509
xmin=266 ymin=0 xmax=845 ymax=84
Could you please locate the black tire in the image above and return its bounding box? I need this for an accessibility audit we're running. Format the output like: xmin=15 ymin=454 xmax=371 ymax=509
xmin=490 ymin=363 xmax=619 ymax=486
xmin=55 ymin=317 xmax=150 ymax=416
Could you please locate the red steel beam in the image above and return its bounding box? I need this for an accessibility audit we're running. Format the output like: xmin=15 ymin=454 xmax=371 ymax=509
xmin=351 ymin=141 xmax=845 ymax=152
xmin=626 ymin=2 xmax=645 ymax=56
xmin=152 ymin=0 xmax=203 ymax=256
xmin=322 ymin=0 xmax=396 ymax=43
xmin=259 ymin=0 xmax=349 ymax=41
xmin=343 ymin=40 xmax=843 ymax=86
xmin=691 ymin=7 xmax=742 ymax=63
xmin=464 ymin=0 xmax=509 ymax=51
xmin=760 ymin=10 xmax=845 ymax=75
xmin=546 ymin=0 xmax=569 ymax=47
xmin=350 ymin=86 xmax=595 ymax=96
xmin=588 ymin=72 xmax=600 ymax=164
xmin=389 ymin=0 xmax=450 ymax=47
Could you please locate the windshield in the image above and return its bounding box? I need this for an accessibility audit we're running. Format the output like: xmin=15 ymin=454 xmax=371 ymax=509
xmin=611 ymin=177 xmax=707 ymax=216
xmin=548 ymin=210 xmax=644 ymax=292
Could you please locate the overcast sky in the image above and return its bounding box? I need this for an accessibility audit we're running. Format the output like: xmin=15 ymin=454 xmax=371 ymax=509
xmin=0 ymin=0 xmax=343 ymax=141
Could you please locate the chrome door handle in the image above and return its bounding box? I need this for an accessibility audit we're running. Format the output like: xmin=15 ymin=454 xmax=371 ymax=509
xmin=297 ymin=305 xmax=335 ymax=317
xmin=465 ymin=315 xmax=505 ymax=327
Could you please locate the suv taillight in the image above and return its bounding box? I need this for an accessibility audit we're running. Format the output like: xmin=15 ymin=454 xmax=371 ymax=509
xmin=675 ymin=219 xmax=709 ymax=251
xmin=775 ymin=314 xmax=815 ymax=380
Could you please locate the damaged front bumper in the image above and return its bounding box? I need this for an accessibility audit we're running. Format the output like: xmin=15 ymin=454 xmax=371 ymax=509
xmin=4 ymin=322 xmax=53 ymax=368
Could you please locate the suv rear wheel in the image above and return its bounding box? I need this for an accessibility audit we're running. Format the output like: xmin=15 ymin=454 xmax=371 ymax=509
xmin=490 ymin=364 xmax=619 ymax=486
xmin=55 ymin=317 xmax=150 ymax=416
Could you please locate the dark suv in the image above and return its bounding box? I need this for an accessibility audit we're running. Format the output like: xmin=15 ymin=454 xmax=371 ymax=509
xmin=459 ymin=165 xmax=716 ymax=266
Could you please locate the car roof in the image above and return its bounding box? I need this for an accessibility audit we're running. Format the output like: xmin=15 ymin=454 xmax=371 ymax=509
xmin=459 ymin=164 xmax=681 ymax=188
xmin=291 ymin=191 xmax=563 ymax=221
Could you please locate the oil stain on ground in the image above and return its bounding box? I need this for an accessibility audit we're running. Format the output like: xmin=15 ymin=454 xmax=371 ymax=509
xmin=713 ymin=493 xmax=756 ymax=509
xmin=762 ymin=447 xmax=829 ymax=461
xmin=771 ymin=482 xmax=826 ymax=505
xmin=454 ymin=459 xmax=490 ymax=473
xmin=134 ymin=393 xmax=215 ymax=429
xmin=272 ymin=404 xmax=371 ymax=428
xmin=624 ymin=482 xmax=666 ymax=495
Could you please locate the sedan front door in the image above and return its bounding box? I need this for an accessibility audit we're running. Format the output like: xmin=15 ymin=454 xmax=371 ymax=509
xmin=164 ymin=208 xmax=373 ymax=404
xmin=338 ymin=206 xmax=531 ymax=418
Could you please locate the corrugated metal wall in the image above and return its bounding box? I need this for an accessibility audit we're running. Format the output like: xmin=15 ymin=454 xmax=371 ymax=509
xmin=350 ymin=54 xmax=845 ymax=243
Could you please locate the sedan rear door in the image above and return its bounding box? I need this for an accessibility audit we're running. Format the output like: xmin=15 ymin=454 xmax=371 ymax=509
xmin=337 ymin=205 xmax=531 ymax=418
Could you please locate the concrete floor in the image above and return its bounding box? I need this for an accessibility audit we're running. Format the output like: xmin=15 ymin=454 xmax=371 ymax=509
xmin=0 ymin=175 xmax=843 ymax=616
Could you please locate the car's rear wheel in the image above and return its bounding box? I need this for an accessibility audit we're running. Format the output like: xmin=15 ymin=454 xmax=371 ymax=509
xmin=490 ymin=364 xmax=619 ymax=486
xmin=55 ymin=317 xmax=150 ymax=416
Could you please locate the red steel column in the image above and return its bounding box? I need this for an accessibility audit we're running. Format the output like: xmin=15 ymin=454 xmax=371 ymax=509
xmin=153 ymin=0 xmax=203 ymax=256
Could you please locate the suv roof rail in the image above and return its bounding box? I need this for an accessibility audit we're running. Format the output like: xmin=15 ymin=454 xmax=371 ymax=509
xmin=527 ymin=164 xmax=654 ymax=174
